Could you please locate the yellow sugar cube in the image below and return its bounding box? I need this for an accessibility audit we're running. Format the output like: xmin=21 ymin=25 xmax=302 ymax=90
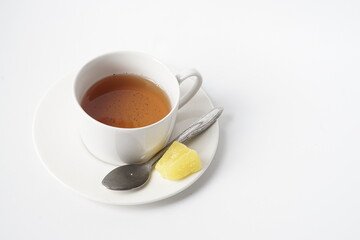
xmin=155 ymin=141 xmax=202 ymax=180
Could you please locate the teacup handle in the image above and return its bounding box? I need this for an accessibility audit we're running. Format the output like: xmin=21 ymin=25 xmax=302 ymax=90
xmin=176 ymin=69 xmax=203 ymax=108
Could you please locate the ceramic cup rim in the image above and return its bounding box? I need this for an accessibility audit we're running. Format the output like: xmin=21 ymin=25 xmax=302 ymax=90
xmin=73 ymin=51 xmax=180 ymax=132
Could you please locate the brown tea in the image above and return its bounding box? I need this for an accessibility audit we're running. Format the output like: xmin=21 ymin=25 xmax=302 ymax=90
xmin=81 ymin=74 xmax=171 ymax=128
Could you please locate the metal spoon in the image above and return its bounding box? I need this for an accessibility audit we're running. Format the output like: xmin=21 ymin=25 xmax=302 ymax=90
xmin=102 ymin=107 xmax=223 ymax=190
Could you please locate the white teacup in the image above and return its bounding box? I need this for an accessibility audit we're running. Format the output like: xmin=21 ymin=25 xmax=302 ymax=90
xmin=74 ymin=51 xmax=202 ymax=165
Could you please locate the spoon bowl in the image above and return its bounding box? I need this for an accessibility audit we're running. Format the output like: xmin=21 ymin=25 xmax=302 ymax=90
xmin=102 ymin=163 xmax=151 ymax=190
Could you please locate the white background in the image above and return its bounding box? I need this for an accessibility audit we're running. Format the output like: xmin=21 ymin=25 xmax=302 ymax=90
xmin=1 ymin=0 xmax=360 ymax=239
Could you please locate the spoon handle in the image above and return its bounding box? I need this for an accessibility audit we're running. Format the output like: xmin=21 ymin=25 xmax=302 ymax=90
xmin=148 ymin=107 xmax=223 ymax=167
xmin=173 ymin=107 xmax=223 ymax=144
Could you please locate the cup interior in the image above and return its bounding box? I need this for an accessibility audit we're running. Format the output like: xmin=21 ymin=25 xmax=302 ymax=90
xmin=74 ymin=52 xmax=179 ymax=113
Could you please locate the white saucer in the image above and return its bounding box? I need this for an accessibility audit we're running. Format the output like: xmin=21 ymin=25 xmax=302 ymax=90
xmin=33 ymin=73 xmax=219 ymax=205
